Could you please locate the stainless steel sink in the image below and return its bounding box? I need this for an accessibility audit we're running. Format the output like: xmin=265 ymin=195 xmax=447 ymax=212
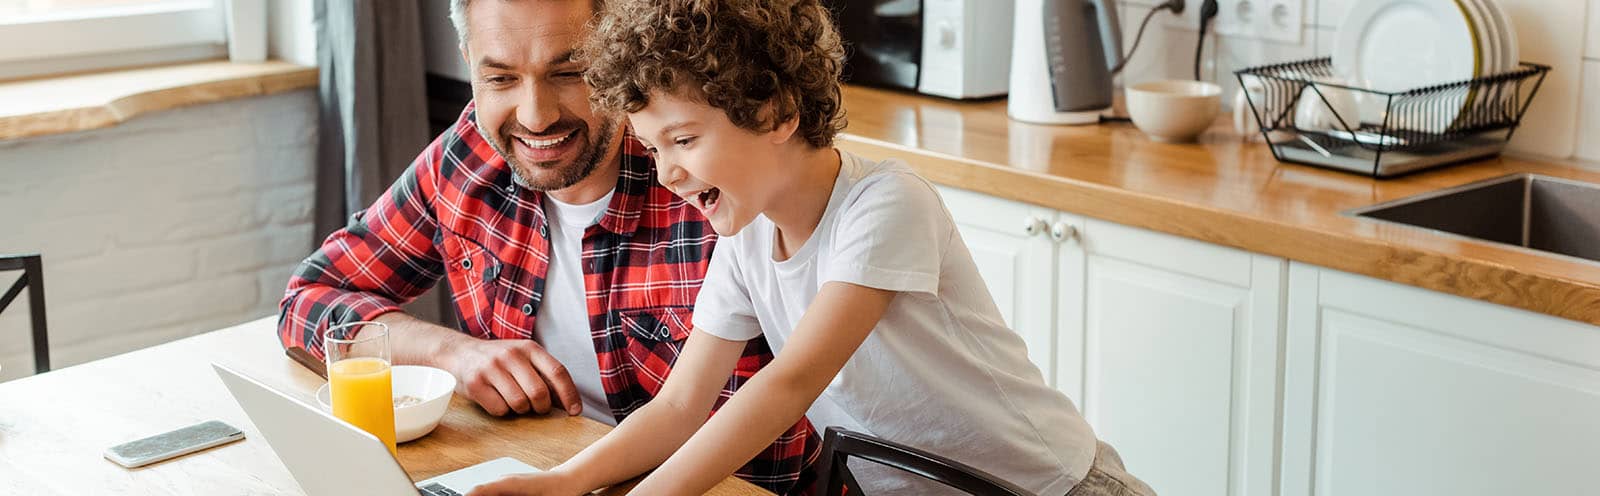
xmin=1350 ymin=174 xmax=1600 ymax=263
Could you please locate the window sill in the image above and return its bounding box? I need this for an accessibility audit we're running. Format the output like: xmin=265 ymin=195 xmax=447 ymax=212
xmin=0 ymin=60 xmax=317 ymax=141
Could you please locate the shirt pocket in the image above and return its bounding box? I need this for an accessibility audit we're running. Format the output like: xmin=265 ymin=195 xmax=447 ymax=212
xmin=616 ymin=305 xmax=695 ymax=394
xmin=441 ymin=232 xmax=501 ymax=335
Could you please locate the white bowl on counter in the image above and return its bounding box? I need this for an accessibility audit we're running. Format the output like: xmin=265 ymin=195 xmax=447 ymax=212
xmin=316 ymin=365 xmax=456 ymax=443
xmin=1126 ymin=80 xmax=1223 ymax=143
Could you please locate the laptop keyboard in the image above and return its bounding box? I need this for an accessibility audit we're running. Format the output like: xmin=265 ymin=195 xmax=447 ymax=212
xmin=417 ymin=483 xmax=463 ymax=496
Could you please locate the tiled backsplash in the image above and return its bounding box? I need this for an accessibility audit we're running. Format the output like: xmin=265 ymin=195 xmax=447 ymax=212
xmin=1118 ymin=0 xmax=1600 ymax=162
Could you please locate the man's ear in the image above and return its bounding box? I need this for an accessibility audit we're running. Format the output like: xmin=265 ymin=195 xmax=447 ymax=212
xmin=459 ymin=45 xmax=470 ymax=72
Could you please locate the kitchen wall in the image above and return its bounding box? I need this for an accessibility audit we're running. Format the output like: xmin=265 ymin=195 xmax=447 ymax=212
xmin=1118 ymin=0 xmax=1600 ymax=162
xmin=0 ymin=91 xmax=318 ymax=381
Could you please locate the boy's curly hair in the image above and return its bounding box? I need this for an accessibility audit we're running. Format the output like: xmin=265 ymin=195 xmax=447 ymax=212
xmin=579 ymin=0 xmax=846 ymax=148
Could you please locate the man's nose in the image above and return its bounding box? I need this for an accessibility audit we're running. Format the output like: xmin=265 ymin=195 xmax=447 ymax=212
xmin=516 ymin=82 xmax=561 ymax=133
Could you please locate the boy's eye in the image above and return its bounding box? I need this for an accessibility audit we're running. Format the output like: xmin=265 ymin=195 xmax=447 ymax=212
xmin=554 ymin=71 xmax=583 ymax=79
xmin=674 ymin=137 xmax=696 ymax=148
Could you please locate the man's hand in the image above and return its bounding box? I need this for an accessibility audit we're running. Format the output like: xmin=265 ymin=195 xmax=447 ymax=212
xmin=373 ymin=312 xmax=582 ymax=417
xmin=441 ymin=337 xmax=583 ymax=417
xmin=466 ymin=470 xmax=584 ymax=496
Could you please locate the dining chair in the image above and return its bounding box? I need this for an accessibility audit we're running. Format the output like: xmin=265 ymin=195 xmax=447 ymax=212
xmin=811 ymin=426 xmax=1033 ymax=496
xmin=0 ymin=254 xmax=49 ymax=374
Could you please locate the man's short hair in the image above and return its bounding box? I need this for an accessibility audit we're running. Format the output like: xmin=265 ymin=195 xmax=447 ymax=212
xmin=449 ymin=0 xmax=607 ymax=47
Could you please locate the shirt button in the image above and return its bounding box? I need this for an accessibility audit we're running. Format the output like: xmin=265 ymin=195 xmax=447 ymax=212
xmin=521 ymin=303 xmax=534 ymax=316
xmin=485 ymin=265 xmax=499 ymax=279
xmin=505 ymin=183 xmax=516 ymax=194
xmin=460 ymin=259 xmax=472 ymax=270
xmin=538 ymin=224 xmax=549 ymax=238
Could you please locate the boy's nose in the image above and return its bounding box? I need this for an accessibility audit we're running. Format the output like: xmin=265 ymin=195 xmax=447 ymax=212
xmin=657 ymin=160 xmax=687 ymax=188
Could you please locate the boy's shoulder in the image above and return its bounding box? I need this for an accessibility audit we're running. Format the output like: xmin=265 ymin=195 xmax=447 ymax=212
xmin=840 ymin=152 xmax=943 ymax=209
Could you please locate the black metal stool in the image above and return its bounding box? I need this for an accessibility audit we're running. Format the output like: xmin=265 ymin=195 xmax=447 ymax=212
xmin=813 ymin=426 xmax=1032 ymax=496
xmin=1 ymin=254 xmax=49 ymax=373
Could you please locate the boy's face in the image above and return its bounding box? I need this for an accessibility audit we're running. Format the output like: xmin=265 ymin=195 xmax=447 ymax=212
xmin=631 ymin=91 xmax=784 ymax=236
xmin=461 ymin=0 xmax=618 ymax=191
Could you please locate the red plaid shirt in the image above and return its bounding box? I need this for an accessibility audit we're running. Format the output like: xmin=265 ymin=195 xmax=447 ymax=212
xmin=278 ymin=103 xmax=818 ymax=494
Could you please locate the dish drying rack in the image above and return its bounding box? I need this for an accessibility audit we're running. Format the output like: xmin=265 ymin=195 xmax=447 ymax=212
xmin=1235 ymin=58 xmax=1549 ymax=178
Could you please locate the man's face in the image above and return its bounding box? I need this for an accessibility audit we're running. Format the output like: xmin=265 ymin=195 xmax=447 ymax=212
xmin=461 ymin=0 xmax=618 ymax=191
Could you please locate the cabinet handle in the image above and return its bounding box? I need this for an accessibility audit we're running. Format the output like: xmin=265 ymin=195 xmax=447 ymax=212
xmin=1050 ymin=221 xmax=1078 ymax=243
xmin=1023 ymin=217 xmax=1048 ymax=237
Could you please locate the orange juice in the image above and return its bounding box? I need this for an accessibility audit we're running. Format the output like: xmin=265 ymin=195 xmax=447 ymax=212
xmin=328 ymin=356 xmax=397 ymax=455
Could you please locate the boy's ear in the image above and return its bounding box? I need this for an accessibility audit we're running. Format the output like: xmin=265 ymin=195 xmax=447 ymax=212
xmin=770 ymin=115 xmax=801 ymax=145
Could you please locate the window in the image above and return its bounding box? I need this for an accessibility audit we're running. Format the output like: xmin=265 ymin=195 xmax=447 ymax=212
xmin=0 ymin=0 xmax=227 ymax=80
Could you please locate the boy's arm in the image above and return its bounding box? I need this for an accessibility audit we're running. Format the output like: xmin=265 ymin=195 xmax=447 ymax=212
xmin=629 ymin=281 xmax=897 ymax=496
xmin=469 ymin=327 xmax=750 ymax=496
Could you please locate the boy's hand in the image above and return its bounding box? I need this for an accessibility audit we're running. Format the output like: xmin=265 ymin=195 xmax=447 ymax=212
xmin=466 ymin=471 xmax=583 ymax=496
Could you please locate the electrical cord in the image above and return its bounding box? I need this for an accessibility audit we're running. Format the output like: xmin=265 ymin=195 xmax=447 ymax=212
xmin=1110 ymin=0 xmax=1185 ymax=76
xmin=1196 ymin=0 xmax=1219 ymax=80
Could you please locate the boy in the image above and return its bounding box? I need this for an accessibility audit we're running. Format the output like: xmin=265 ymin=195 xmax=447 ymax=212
xmin=472 ymin=1 xmax=1155 ymax=494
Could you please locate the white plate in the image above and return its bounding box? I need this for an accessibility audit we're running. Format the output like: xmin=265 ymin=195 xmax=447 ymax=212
xmin=1460 ymin=0 xmax=1499 ymax=75
xmin=1334 ymin=0 xmax=1480 ymax=93
xmin=1477 ymin=0 xmax=1519 ymax=73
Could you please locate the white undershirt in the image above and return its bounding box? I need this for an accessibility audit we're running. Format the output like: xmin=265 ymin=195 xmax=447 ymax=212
xmin=536 ymin=191 xmax=615 ymax=425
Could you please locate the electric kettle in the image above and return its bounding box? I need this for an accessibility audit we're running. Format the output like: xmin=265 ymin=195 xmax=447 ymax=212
xmin=1008 ymin=0 xmax=1124 ymax=125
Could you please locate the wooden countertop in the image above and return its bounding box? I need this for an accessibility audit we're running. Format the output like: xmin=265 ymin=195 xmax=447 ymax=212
xmin=0 ymin=317 xmax=768 ymax=496
xmin=835 ymin=85 xmax=1600 ymax=325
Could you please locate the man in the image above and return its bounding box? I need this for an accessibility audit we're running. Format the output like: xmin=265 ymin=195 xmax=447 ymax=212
xmin=276 ymin=0 xmax=815 ymax=492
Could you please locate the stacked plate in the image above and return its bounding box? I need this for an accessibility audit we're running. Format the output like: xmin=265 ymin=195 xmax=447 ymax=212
xmin=1332 ymin=0 xmax=1520 ymax=131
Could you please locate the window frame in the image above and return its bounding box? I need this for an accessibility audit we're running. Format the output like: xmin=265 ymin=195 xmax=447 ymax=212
xmin=0 ymin=1 xmax=227 ymax=80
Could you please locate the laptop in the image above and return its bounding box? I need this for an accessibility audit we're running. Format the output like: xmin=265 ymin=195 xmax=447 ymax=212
xmin=213 ymin=363 xmax=540 ymax=496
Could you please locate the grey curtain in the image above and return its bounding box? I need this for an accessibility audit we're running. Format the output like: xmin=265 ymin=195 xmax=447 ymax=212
xmin=313 ymin=0 xmax=446 ymax=323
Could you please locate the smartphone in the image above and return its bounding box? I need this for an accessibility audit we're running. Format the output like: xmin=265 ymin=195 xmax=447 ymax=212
xmin=104 ymin=420 xmax=245 ymax=468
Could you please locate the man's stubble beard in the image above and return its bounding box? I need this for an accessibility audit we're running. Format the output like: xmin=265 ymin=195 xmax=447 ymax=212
xmin=478 ymin=116 xmax=619 ymax=191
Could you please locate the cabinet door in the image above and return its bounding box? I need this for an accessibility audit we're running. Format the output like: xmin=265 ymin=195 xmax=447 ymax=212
xmin=1282 ymin=265 xmax=1600 ymax=496
xmin=935 ymin=186 xmax=1059 ymax=384
xmin=1071 ymin=219 xmax=1284 ymax=496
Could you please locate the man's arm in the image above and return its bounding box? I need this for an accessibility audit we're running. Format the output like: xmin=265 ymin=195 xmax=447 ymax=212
xmin=277 ymin=130 xmax=580 ymax=416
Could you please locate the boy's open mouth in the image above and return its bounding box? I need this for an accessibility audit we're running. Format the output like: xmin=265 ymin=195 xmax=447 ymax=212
xmin=686 ymin=187 xmax=721 ymax=213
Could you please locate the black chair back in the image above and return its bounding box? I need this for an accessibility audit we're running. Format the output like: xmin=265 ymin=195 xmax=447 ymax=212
xmin=812 ymin=426 xmax=1034 ymax=496
xmin=0 ymin=254 xmax=49 ymax=373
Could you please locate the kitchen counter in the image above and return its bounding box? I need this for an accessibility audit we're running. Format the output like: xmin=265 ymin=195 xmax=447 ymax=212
xmin=834 ymin=85 xmax=1600 ymax=325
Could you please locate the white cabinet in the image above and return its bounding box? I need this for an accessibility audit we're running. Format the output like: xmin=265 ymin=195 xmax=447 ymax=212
xmin=1282 ymin=265 xmax=1600 ymax=496
xmin=938 ymin=186 xmax=1286 ymax=496
xmin=1071 ymin=219 xmax=1284 ymax=496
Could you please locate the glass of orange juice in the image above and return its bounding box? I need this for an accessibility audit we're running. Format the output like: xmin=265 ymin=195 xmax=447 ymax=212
xmin=324 ymin=321 xmax=397 ymax=456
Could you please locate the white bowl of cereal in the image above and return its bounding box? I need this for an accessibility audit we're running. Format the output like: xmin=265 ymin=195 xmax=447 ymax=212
xmin=316 ymin=365 xmax=456 ymax=443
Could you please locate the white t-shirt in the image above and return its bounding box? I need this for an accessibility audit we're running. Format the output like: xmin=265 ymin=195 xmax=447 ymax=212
xmin=694 ymin=151 xmax=1097 ymax=496
xmin=535 ymin=191 xmax=616 ymax=425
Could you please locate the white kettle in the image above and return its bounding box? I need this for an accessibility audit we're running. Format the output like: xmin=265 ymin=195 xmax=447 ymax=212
xmin=1008 ymin=0 xmax=1124 ymax=125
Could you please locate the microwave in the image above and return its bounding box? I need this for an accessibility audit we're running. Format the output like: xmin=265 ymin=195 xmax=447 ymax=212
xmin=824 ymin=0 xmax=1014 ymax=99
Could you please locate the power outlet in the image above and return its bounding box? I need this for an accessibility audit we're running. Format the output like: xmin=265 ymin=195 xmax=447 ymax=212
xmin=1162 ymin=0 xmax=1302 ymax=44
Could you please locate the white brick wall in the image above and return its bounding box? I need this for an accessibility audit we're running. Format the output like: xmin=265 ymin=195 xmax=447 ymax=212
xmin=0 ymin=90 xmax=318 ymax=381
